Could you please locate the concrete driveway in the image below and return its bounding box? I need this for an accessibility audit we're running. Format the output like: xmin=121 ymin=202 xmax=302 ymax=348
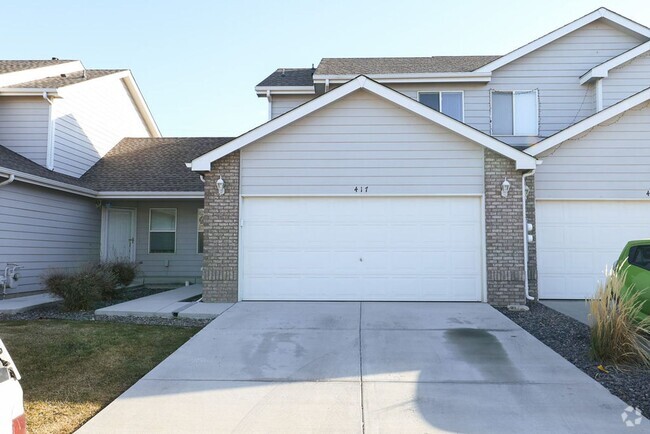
xmin=78 ymin=302 xmax=642 ymax=433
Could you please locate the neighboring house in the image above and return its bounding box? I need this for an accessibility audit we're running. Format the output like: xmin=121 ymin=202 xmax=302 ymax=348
xmin=0 ymin=60 xmax=230 ymax=294
xmin=190 ymin=8 xmax=650 ymax=305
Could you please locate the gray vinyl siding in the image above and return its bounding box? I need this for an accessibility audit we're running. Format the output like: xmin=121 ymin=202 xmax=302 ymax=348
xmin=0 ymin=97 xmax=50 ymax=166
xmin=242 ymin=89 xmax=484 ymax=196
xmin=271 ymin=95 xmax=313 ymax=118
xmin=109 ymin=200 xmax=203 ymax=284
xmin=602 ymin=52 xmax=650 ymax=109
xmin=277 ymin=20 xmax=645 ymax=142
xmin=0 ymin=182 xmax=100 ymax=293
xmin=394 ymin=21 xmax=645 ymax=140
xmin=535 ymin=102 xmax=650 ymax=199
xmin=52 ymin=77 xmax=150 ymax=177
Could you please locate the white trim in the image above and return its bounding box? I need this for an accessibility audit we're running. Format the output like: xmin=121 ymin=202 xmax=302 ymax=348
xmin=489 ymin=90 xmax=540 ymax=136
xmin=476 ymin=8 xmax=650 ymax=73
xmin=0 ymin=88 xmax=59 ymax=96
xmin=255 ymin=86 xmax=315 ymax=96
xmin=525 ymin=86 xmax=650 ymax=156
xmin=240 ymin=193 xmax=483 ymax=198
xmin=313 ymin=72 xmax=492 ymax=84
xmin=580 ymin=40 xmax=650 ymax=84
xmin=536 ymin=197 xmax=650 ymax=201
xmin=45 ymin=98 xmax=56 ymax=170
xmin=96 ymin=191 xmax=203 ymax=199
xmin=480 ymin=194 xmax=487 ymax=303
xmin=0 ymin=166 xmax=97 ymax=197
xmin=416 ymin=90 xmax=465 ymax=122
xmin=595 ymin=78 xmax=603 ymax=112
xmin=0 ymin=61 xmax=84 ymax=87
xmin=148 ymin=208 xmax=177 ymax=254
xmin=192 ymin=76 xmax=537 ymax=171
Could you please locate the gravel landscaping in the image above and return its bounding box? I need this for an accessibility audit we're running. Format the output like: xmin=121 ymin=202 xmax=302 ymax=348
xmin=0 ymin=286 xmax=211 ymax=328
xmin=498 ymin=302 xmax=650 ymax=417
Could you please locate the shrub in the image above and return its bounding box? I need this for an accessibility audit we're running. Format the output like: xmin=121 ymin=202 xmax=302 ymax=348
xmin=106 ymin=261 xmax=138 ymax=287
xmin=42 ymin=264 xmax=118 ymax=310
xmin=589 ymin=269 xmax=650 ymax=366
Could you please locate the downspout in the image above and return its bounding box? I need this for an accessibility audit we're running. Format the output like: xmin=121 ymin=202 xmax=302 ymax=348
xmin=43 ymin=91 xmax=55 ymax=170
xmin=522 ymin=170 xmax=535 ymax=301
xmin=595 ymin=78 xmax=603 ymax=112
xmin=0 ymin=174 xmax=15 ymax=188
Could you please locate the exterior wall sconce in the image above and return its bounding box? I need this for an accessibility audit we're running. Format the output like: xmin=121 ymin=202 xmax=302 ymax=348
xmin=216 ymin=176 xmax=225 ymax=195
xmin=501 ymin=178 xmax=511 ymax=198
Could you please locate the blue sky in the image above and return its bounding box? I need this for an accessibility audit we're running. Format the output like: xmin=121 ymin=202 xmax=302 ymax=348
xmin=4 ymin=0 xmax=649 ymax=137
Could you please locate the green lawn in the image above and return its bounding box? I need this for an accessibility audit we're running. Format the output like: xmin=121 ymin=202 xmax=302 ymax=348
xmin=0 ymin=320 xmax=199 ymax=434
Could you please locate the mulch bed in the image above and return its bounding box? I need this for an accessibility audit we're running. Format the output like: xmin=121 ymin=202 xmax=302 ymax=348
xmin=0 ymin=287 xmax=211 ymax=328
xmin=498 ymin=302 xmax=650 ymax=417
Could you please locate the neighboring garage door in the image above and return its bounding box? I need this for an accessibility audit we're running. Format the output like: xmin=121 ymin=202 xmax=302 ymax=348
xmin=241 ymin=196 xmax=483 ymax=301
xmin=537 ymin=201 xmax=650 ymax=299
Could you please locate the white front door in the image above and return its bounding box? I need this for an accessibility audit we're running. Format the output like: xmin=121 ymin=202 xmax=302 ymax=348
xmin=104 ymin=208 xmax=136 ymax=262
xmin=537 ymin=200 xmax=650 ymax=299
xmin=241 ymin=196 xmax=483 ymax=301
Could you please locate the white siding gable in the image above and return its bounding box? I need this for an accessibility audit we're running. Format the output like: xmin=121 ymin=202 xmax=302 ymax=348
xmin=241 ymin=89 xmax=484 ymax=196
xmin=602 ymin=52 xmax=650 ymax=109
xmin=535 ymin=101 xmax=650 ymax=199
xmin=0 ymin=96 xmax=50 ymax=166
xmin=52 ymin=77 xmax=151 ymax=177
xmin=271 ymin=95 xmax=313 ymax=119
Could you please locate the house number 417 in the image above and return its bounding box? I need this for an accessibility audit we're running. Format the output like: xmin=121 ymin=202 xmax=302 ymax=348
xmin=354 ymin=186 xmax=369 ymax=193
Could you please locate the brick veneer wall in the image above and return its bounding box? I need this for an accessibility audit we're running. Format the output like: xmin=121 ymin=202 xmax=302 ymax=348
xmin=202 ymin=151 xmax=240 ymax=302
xmin=484 ymin=149 xmax=528 ymax=306
xmin=526 ymin=174 xmax=538 ymax=299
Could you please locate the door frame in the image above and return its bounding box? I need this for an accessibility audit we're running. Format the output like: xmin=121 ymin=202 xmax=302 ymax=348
xmin=100 ymin=207 xmax=137 ymax=262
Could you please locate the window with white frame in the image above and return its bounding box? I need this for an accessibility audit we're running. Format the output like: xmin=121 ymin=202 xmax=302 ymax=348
xmin=418 ymin=91 xmax=463 ymax=121
xmin=197 ymin=208 xmax=204 ymax=254
xmin=491 ymin=90 xmax=538 ymax=136
xmin=149 ymin=208 xmax=176 ymax=253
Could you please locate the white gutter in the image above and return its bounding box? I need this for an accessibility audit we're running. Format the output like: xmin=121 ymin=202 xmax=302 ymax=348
xmin=96 ymin=191 xmax=204 ymax=199
xmin=0 ymin=167 xmax=97 ymax=197
xmin=0 ymin=174 xmax=15 ymax=188
xmin=522 ymin=170 xmax=535 ymax=301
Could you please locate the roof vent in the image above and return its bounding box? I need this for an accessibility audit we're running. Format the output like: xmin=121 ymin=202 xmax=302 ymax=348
xmin=280 ymin=68 xmax=286 ymax=77
xmin=82 ymin=69 xmax=87 ymax=79
xmin=51 ymin=57 xmax=59 ymax=60
xmin=60 ymin=73 xmax=66 ymax=77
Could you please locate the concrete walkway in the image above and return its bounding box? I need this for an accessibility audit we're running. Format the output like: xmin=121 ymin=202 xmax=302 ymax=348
xmin=78 ymin=302 xmax=643 ymax=433
xmin=542 ymin=299 xmax=592 ymax=326
xmin=94 ymin=285 xmax=232 ymax=319
xmin=0 ymin=293 xmax=60 ymax=314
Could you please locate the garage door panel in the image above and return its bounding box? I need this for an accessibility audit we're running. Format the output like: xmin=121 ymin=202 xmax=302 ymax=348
xmin=242 ymin=197 xmax=483 ymax=301
xmin=537 ymin=201 xmax=650 ymax=299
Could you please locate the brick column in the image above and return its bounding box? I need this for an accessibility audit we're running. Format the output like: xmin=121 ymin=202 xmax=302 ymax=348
xmin=202 ymin=151 xmax=240 ymax=303
xmin=484 ymin=149 xmax=526 ymax=306
xmin=525 ymin=174 xmax=538 ymax=299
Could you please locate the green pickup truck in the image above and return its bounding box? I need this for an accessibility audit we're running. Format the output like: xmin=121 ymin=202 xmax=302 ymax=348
xmin=615 ymin=240 xmax=650 ymax=321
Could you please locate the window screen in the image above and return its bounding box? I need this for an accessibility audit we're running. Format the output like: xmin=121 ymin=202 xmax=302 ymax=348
xmin=149 ymin=208 xmax=176 ymax=253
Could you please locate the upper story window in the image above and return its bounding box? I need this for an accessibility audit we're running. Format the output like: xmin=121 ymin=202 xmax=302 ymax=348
xmin=418 ymin=91 xmax=463 ymax=121
xmin=491 ymin=90 xmax=538 ymax=136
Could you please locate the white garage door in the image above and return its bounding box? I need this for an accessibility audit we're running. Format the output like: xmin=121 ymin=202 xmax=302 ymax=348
xmin=241 ymin=196 xmax=483 ymax=301
xmin=537 ymin=201 xmax=650 ymax=299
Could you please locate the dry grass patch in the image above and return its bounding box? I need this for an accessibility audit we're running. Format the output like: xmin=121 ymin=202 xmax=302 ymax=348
xmin=589 ymin=270 xmax=650 ymax=367
xmin=0 ymin=320 xmax=199 ymax=434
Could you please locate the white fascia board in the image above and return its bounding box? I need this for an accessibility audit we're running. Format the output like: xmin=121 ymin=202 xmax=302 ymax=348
xmin=525 ymin=86 xmax=650 ymax=156
xmin=255 ymin=86 xmax=315 ymax=96
xmin=96 ymin=191 xmax=203 ymax=199
xmin=477 ymin=8 xmax=650 ymax=73
xmin=580 ymin=40 xmax=650 ymax=84
xmin=192 ymin=75 xmax=536 ymax=171
xmin=0 ymin=88 xmax=59 ymax=96
xmin=313 ymin=72 xmax=492 ymax=84
xmin=0 ymin=167 xmax=97 ymax=197
xmin=0 ymin=61 xmax=84 ymax=87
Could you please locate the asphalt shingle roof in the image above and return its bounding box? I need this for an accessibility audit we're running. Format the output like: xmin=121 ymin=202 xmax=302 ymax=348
xmin=4 ymin=69 xmax=125 ymax=89
xmin=80 ymin=137 xmax=234 ymax=192
xmin=0 ymin=145 xmax=87 ymax=187
xmin=257 ymin=68 xmax=315 ymax=87
xmin=0 ymin=59 xmax=75 ymax=74
xmin=315 ymin=56 xmax=501 ymax=75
